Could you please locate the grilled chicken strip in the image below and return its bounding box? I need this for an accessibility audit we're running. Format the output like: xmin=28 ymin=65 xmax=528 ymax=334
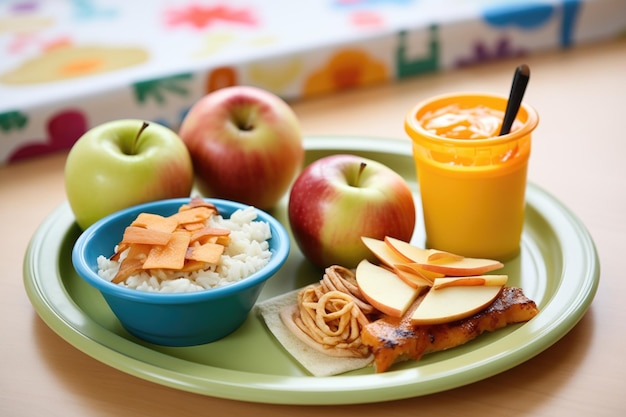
xmin=361 ymin=286 xmax=539 ymax=373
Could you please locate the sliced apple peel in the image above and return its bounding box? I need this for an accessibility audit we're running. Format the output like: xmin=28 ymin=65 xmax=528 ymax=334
xmin=431 ymin=275 xmax=508 ymax=290
xmin=392 ymin=262 xmax=444 ymax=280
xmin=391 ymin=263 xmax=436 ymax=288
xmin=383 ymin=236 xmax=432 ymax=264
xmin=381 ymin=236 xmax=503 ymax=276
xmin=426 ymin=250 xmax=464 ymax=263
xmin=417 ymin=257 xmax=503 ymax=276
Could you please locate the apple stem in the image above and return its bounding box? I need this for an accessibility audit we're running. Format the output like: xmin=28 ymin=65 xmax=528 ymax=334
xmin=132 ymin=121 xmax=149 ymax=155
xmin=353 ymin=162 xmax=367 ymax=187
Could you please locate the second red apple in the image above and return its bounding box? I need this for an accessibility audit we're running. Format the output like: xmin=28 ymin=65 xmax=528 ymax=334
xmin=288 ymin=154 xmax=416 ymax=269
xmin=179 ymin=86 xmax=304 ymax=210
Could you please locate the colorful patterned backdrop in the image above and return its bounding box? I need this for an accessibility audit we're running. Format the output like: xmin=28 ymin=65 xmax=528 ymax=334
xmin=1 ymin=0 xmax=625 ymax=164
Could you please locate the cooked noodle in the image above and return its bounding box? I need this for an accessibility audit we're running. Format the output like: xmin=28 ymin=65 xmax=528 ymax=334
xmin=292 ymin=266 xmax=376 ymax=357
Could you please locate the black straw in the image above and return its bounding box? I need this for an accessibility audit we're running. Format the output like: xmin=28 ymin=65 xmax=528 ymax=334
xmin=499 ymin=64 xmax=530 ymax=136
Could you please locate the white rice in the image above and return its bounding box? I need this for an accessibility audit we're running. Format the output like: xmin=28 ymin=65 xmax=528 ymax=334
xmin=96 ymin=206 xmax=272 ymax=293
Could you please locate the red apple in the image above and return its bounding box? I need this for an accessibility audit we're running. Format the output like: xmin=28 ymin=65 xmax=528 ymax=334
xmin=179 ymin=86 xmax=304 ymax=209
xmin=288 ymin=154 xmax=416 ymax=269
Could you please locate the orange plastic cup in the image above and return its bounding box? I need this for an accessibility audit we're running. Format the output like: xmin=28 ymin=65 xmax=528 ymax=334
xmin=405 ymin=92 xmax=539 ymax=261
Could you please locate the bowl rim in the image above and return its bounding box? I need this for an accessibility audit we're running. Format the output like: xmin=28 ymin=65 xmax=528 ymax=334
xmin=71 ymin=197 xmax=290 ymax=304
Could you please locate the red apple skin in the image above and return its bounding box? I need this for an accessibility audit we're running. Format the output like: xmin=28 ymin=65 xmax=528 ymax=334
xmin=179 ymin=86 xmax=304 ymax=210
xmin=288 ymin=154 xmax=416 ymax=269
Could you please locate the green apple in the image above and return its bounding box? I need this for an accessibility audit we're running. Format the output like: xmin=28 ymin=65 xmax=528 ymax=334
xmin=65 ymin=119 xmax=194 ymax=230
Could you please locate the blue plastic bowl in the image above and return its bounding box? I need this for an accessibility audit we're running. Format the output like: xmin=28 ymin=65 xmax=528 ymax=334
xmin=72 ymin=198 xmax=290 ymax=346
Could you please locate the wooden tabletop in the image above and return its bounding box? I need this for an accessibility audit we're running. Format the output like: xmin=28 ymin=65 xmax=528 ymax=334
xmin=1 ymin=37 xmax=624 ymax=417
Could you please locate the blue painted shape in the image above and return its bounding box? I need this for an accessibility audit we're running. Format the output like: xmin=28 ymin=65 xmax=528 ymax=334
xmin=484 ymin=2 xmax=554 ymax=29
xmin=71 ymin=0 xmax=117 ymax=20
xmin=561 ymin=0 xmax=582 ymax=47
xmin=483 ymin=1 xmax=582 ymax=48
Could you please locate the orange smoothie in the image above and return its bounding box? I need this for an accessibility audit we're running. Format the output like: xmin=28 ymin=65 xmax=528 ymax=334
xmin=405 ymin=93 xmax=539 ymax=260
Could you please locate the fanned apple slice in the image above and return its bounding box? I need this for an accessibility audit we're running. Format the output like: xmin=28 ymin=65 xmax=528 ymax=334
xmin=384 ymin=236 xmax=431 ymax=263
xmin=384 ymin=236 xmax=503 ymax=276
xmin=418 ymin=257 xmax=504 ymax=276
xmin=427 ymin=250 xmax=464 ymax=263
xmin=361 ymin=236 xmax=407 ymax=268
xmin=362 ymin=237 xmax=435 ymax=289
xmin=384 ymin=236 xmax=461 ymax=264
xmin=431 ymin=275 xmax=508 ymax=290
xmin=410 ymin=284 xmax=505 ymax=325
xmin=355 ymin=259 xmax=419 ymax=318
xmin=392 ymin=263 xmax=437 ymax=289
xmin=393 ymin=262 xmax=444 ymax=280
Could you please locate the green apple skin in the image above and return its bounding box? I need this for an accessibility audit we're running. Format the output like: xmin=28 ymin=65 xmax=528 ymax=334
xmin=288 ymin=154 xmax=417 ymax=270
xmin=179 ymin=86 xmax=303 ymax=210
xmin=65 ymin=119 xmax=194 ymax=230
